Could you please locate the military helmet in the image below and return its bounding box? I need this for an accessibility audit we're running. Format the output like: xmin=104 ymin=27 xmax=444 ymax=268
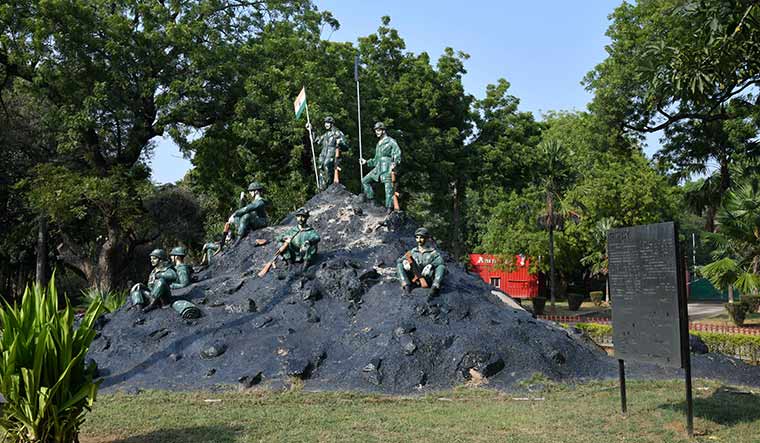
xmin=170 ymin=246 xmax=187 ymax=257
xmin=324 ymin=116 xmax=335 ymax=124
xmin=247 ymin=182 xmax=264 ymax=192
xmin=373 ymin=122 xmax=386 ymax=130
xmin=294 ymin=207 xmax=310 ymax=218
xmin=149 ymin=249 xmax=168 ymax=260
xmin=414 ymin=227 xmax=431 ymax=238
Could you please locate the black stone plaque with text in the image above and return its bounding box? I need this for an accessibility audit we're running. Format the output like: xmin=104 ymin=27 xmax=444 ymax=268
xmin=607 ymin=222 xmax=685 ymax=367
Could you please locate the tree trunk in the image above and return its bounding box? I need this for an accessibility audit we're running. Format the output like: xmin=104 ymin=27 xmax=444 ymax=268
xmin=35 ymin=213 xmax=48 ymax=287
xmin=57 ymin=217 xmax=129 ymax=292
xmin=549 ymin=224 xmax=556 ymax=311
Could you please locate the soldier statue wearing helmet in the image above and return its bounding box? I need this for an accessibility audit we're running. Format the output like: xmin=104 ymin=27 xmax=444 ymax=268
xmin=169 ymin=246 xmax=193 ymax=289
xmin=308 ymin=116 xmax=348 ymax=190
xmin=275 ymin=207 xmax=321 ymax=272
xmin=130 ymin=248 xmax=201 ymax=318
xmin=396 ymin=227 xmax=445 ymax=296
xmin=360 ymin=121 xmax=401 ymax=212
xmin=228 ymin=181 xmax=269 ymax=246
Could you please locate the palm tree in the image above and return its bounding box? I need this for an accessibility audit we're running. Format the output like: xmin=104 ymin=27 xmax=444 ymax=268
xmin=581 ymin=217 xmax=616 ymax=302
xmin=701 ymin=182 xmax=760 ymax=301
xmin=536 ymin=140 xmax=579 ymax=310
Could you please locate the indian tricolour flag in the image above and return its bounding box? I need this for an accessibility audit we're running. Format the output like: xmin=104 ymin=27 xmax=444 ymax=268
xmin=293 ymin=87 xmax=307 ymax=119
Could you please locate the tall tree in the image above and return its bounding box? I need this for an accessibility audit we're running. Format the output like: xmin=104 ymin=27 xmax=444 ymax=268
xmin=1 ymin=0 xmax=320 ymax=290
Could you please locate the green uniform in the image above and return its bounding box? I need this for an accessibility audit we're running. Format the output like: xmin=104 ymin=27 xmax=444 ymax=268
xmin=316 ymin=127 xmax=348 ymax=190
xmin=131 ymin=262 xmax=201 ymax=319
xmin=362 ymin=135 xmax=401 ymax=208
xmin=396 ymin=246 xmax=445 ymax=289
xmin=233 ymin=195 xmax=268 ymax=239
xmin=171 ymin=263 xmax=193 ymax=289
xmin=202 ymin=242 xmax=221 ymax=265
xmin=276 ymin=225 xmax=321 ymax=265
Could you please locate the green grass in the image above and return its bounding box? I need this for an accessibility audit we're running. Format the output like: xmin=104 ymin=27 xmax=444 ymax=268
xmin=79 ymin=380 xmax=760 ymax=443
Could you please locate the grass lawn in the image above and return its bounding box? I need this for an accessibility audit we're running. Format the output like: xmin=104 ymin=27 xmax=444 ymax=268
xmin=80 ymin=379 xmax=760 ymax=443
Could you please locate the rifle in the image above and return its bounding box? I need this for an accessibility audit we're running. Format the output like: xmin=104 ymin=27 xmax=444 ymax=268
xmin=219 ymin=221 xmax=231 ymax=250
xmin=333 ymin=148 xmax=341 ymax=184
xmin=258 ymin=237 xmax=292 ymax=277
xmin=391 ymin=169 xmax=400 ymax=211
xmin=405 ymin=252 xmax=429 ymax=288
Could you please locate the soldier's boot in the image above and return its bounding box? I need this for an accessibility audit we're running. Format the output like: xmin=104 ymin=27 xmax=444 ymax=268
xmin=361 ymin=176 xmax=375 ymax=202
xmin=383 ymin=181 xmax=394 ymax=211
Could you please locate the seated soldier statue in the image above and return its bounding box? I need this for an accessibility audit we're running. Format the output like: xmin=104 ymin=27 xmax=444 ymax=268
xmin=396 ymin=228 xmax=445 ymax=296
xmin=169 ymin=246 xmax=193 ymax=289
xmin=130 ymin=249 xmax=201 ymax=319
xmin=200 ymin=239 xmax=221 ymax=267
xmin=275 ymin=208 xmax=320 ymax=272
xmin=229 ymin=181 xmax=269 ymax=246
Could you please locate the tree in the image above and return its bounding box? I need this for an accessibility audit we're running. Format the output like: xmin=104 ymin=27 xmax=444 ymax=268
xmin=585 ymin=0 xmax=760 ymax=133
xmin=702 ymin=182 xmax=760 ymax=299
xmin=536 ymin=139 xmax=580 ymax=309
xmin=1 ymin=0 xmax=321 ymax=290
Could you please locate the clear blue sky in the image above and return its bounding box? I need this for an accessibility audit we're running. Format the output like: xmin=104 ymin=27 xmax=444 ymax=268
xmin=150 ymin=0 xmax=659 ymax=184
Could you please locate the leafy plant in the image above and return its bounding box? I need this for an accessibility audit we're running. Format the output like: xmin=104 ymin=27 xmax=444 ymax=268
xmin=80 ymin=287 xmax=127 ymax=313
xmin=0 ymin=277 xmax=103 ymax=442
xmin=725 ymin=302 xmax=750 ymax=326
xmin=589 ymin=291 xmax=604 ymax=307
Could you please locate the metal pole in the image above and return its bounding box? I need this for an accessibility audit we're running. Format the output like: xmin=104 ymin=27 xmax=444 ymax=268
xmin=355 ymin=55 xmax=364 ymax=178
xmin=305 ymin=103 xmax=320 ymax=188
xmin=692 ymin=233 xmax=697 ymax=276
xmin=618 ymin=359 xmax=627 ymax=414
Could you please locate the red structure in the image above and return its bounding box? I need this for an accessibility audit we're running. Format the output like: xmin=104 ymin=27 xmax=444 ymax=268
xmin=468 ymin=254 xmax=540 ymax=299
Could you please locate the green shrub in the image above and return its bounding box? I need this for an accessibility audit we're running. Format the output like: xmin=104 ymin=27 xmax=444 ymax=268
xmin=80 ymin=287 xmax=127 ymax=313
xmin=0 ymin=277 xmax=103 ymax=443
xmin=691 ymin=331 xmax=760 ymax=364
xmin=589 ymin=291 xmax=604 ymax=307
xmin=574 ymin=323 xmax=612 ymax=343
xmin=741 ymin=295 xmax=760 ymax=314
xmin=725 ymin=302 xmax=750 ymax=326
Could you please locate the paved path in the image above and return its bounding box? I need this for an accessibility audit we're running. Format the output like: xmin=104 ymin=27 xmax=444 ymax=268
xmin=688 ymin=302 xmax=725 ymax=320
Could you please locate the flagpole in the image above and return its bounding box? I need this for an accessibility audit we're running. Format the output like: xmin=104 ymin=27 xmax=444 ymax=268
xmin=305 ymin=102 xmax=320 ymax=188
xmin=355 ymin=55 xmax=364 ymax=178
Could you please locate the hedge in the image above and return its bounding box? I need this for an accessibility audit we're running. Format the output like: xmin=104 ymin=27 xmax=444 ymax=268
xmin=571 ymin=323 xmax=760 ymax=364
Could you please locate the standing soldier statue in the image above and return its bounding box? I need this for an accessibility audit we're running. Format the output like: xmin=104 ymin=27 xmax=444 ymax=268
xmin=309 ymin=116 xmax=348 ymax=190
xmin=360 ymin=122 xmax=401 ymax=212
xmin=169 ymin=246 xmax=193 ymax=289
xmin=229 ymin=182 xmax=269 ymax=246
xmin=396 ymin=228 xmax=445 ymax=296
xmin=130 ymin=249 xmax=201 ymax=318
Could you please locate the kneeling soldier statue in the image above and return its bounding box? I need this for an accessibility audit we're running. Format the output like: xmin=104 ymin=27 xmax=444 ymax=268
xmin=275 ymin=208 xmax=321 ymax=272
xmin=130 ymin=249 xmax=201 ymax=319
xmin=397 ymin=228 xmax=445 ymax=296
xmin=170 ymin=246 xmax=193 ymax=289
xmin=229 ymin=181 xmax=269 ymax=246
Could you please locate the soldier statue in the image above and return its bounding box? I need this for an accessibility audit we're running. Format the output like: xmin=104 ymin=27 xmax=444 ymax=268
xmin=360 ymin=122 xmax=401 ymax=212
xmin=229 ymin=181 xmax=269 ymax=246
xmin=169 ymin=246 xmax=193 ymax=289
xmin=130 ymin=249 xmax=201 ymax=319
xmin=200 ymin=239 xmax=221 ymax=266
xmin=275 ymin=208 xmax=321 ymax=272
xmin=308 ymin=116 xmax=348 ymax=190
xmin=396 ymin=228 xmax=445 ymax=296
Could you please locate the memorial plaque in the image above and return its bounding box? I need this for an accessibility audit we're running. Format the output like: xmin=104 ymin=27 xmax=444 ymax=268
xmin=607 ymin=222 xmax=685 ymax=367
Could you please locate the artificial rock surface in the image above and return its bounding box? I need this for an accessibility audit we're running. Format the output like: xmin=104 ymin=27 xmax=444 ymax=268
xmin=89 ymin=185 xmax=760 ymax=393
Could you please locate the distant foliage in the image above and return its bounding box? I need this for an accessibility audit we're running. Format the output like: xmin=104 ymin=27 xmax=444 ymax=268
xmin=0 ymin=278 xmax=103 ymax=442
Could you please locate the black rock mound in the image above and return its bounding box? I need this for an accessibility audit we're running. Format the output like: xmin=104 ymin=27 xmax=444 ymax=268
xmin=89 ymin=185 xmax=760 ymax=393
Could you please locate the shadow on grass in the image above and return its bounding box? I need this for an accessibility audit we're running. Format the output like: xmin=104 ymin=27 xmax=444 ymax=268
xmin=660 ymin=385 xmax=760 ymax=425
xmin=107 ymin=425 xmax=244 ymax=443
